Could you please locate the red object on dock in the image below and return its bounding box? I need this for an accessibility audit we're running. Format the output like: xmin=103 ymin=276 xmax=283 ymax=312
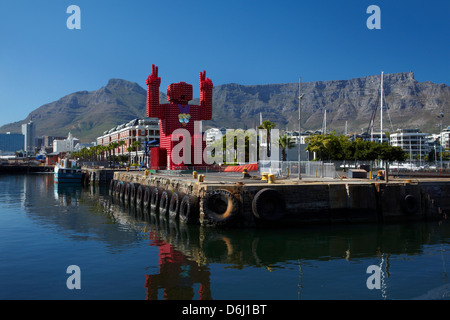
xmin=146 ymin=65 xmax=213 ymax=170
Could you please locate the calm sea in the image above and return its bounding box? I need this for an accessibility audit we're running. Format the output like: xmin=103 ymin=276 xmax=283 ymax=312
xmin=0 ymin=173 xmax=449 ymax=300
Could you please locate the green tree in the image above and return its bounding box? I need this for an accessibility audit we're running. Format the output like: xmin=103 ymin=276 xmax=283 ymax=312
xmin=278 ymin=134 xmax=296 ymax=161
xmin=306 ymin=132 xmax=350 ymax=161
xmin=306 ymin=133 xmax=407 ymax=162
xmin=210 ymin=130 xmax=258 ymax=164
xmin=258 ymin=120 xmax=276 ymax=158
xmin=109 ymin=142 xmax=119 ymax=167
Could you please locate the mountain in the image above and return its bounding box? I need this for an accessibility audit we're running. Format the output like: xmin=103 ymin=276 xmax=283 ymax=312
xmin=202 ymin=72 xmax=450 ymax=135
xmin=0 ymin=79 xmax=167 ymax=142
xmin=1 ymin=72 xmax=449 ymax=142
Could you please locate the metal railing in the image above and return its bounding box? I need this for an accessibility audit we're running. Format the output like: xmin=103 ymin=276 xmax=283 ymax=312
xmin=258 ymin=160 xmax=337 ymax=178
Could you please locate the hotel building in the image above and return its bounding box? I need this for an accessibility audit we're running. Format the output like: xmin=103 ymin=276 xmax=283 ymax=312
xmin=96 ymin=118 xmax=160 ymax=163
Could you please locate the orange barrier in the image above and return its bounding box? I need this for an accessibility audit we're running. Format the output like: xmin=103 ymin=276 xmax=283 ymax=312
xmin=223 ymin=163 xmax=258 ymax=172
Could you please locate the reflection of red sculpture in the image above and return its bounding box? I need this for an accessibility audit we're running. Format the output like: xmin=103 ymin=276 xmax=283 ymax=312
xmin=146 ymin=65 xmax=213 ymax=170
xmin=145 ymin=231 xmax=212 ymax=300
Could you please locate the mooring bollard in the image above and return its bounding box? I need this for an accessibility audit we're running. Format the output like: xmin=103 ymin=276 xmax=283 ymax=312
xmin=144 ymin=169 xmax=149 ymax=176
xmin=198 ymin=174 xmax=204 ymax=182
xmin=268 ymin=174 xmax=275 ymax=184
xmin=261 ymin=172 xmax=269 ymax=181
xmin=193 ymin=171 xmax=198 ymax=179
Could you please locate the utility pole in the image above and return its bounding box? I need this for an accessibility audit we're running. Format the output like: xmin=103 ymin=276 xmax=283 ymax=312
xmin=380 ymin=71 xmax=384 ymax=144
xmin=438 ymin=112 xmax=444 ymax=171
xmin=298 ymin=77 xmax=304 ymax=180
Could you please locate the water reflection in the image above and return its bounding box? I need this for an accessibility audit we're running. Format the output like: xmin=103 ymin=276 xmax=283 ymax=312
xmin=102 ymin=184 xmax=449 ymax=300
xmin=8 ymin=174 xmax=448 ymax=300
xmin=54 ymin=183 xmax=82 ymax=206
xmin=145 ymin=230 xmax=212 ymax=300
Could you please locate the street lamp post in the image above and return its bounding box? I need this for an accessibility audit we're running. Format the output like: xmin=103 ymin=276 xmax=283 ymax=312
xmin=438 ymin=112 xmax=444 ymax=171
xmin=298 ymin=77 xmax=304 ymax=180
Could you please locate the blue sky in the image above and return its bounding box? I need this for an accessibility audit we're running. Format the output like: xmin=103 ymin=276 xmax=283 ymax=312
xmin=1 ymin=0 xmax=449 ymax=127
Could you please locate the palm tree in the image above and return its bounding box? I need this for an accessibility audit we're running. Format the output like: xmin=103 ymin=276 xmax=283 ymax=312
xmin=108 ymin=142 xmax=119 ymax=167
xmin=117 ymin=140 xmax=125 ymax=155
xmin=257 ymin=120 xmax=276 ymax=158
xmin=127 ymin=146 xmax=133 ymax=165
xmin=278 ymin=134 xmax=296 ymax=161
xmin=132 ymin=140 xmax=141 ymax=165
xmin=99 ymin=145 xmax=108 ymax=161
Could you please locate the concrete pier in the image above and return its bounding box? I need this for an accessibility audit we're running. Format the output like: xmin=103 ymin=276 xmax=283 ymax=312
xmin=81 ymin=167 xmax=118 ymax=185
xmin=108 ymin=170 xmax=449 ymax=228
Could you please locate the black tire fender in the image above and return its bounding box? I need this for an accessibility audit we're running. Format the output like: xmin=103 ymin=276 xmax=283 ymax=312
xmin=179 ymin=194 xmax=200 ymax=224
xmin=114 ymin=181 xmax=122 ymax=198
xmin=201 ymin=189 xmax=239 ymax=226
xmin=136 ymin=185 xmax=145 ymax=206
xmin=169 ymin=191 xmax=185 ymax=220
xmin=143 ymin=186 xmax=153 ymax=209
xmin=150 ymin=187 xmax=162 ymax=211
xmin=401 ymin=194 xmax=419 ymax=215
xmin=129 ymin=183 xmax=139 ymax=205
xmin=159 ymin=189 xmax=172 ymax=218
xmin=252 ymin=188 xmax=286 ymax=221
xmin=119 ymin=182 xmax=127 ymax=201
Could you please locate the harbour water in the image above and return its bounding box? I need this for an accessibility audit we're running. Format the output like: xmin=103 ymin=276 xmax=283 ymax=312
xmin=1 ymin=173 xmax=449 ymax=300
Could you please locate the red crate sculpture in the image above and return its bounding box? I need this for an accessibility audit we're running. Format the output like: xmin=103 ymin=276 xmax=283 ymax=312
xmin=146 ymin=64 xmax=213 ymax=170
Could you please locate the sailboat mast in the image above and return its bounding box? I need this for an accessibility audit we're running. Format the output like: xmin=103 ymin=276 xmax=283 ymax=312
xmin=380 ymin=71 xmax=384 ymax=143
xmin=298 ymin=77 xmax=303 ymax=180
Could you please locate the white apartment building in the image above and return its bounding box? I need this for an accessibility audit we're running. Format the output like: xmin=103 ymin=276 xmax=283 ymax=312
xmin=53 ymin=132 xmax=80 ymax=153
xmin=96 ymin=118 xmax=160 ymax=161
xmin=390 ymin=128 xmax=430 ymax=160
xmin=441 ymin=126 xmax=450 ymax=149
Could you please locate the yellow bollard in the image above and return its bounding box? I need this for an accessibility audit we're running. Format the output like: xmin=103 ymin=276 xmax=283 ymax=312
xmin=198 ymin=174 xmax=204 ymax=182
xmin=340 ymin=174 xmax=343 ymax=181
xmin=369 ymin=171 xmax=372 ymax=180
xmin=268 ymin=174 xmax=275 ymax=184
xmin=193 ymin=171 xmax=198 ymax=179
xmin=261 ymin=172 xmax=269 ymax=181
xmin=315 ymin=170 xmax=317 ymax=178
xmin=286 ymin=168 xmax=289 ymax=177
xmin=144 ymin=169 xmax=149 ymax=176
xmin=126 ymin=166 xmax=129 ymax=172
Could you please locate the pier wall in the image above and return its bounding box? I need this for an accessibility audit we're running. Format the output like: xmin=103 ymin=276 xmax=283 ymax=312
xmin=82 ymin=168 xmax=116 ymax=185
xmin=109 ymin=171 xmax=447 ymax=227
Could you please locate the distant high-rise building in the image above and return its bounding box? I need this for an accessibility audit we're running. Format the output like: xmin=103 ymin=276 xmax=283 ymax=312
xmin=0 ymin=132 xmax=24 ymax=153
xmin=22 ymin=121 xmax=36 ymax=154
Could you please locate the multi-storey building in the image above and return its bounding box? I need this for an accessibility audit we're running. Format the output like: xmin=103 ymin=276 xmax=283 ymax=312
xmin=441 ymin=126 xmax=450 ymax=149
xmin=0 ymin=132 xmax=24 ymax=154
xmin=53 ymin=132 xmax=80 ymax=153
xmin=390 ymin=128 xmax=430 ymax=160
xmin=21 ymin=121 xmax=36 ymax=154
xmin=96 ymin=118 xmax=160 ymax=163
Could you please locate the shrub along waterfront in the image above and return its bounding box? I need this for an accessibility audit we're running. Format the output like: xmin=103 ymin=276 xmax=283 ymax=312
xmin=305 ymin=132 xmax=407 ymax=162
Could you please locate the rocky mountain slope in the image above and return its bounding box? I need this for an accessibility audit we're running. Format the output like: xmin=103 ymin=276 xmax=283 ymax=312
xmin=203 ymin=72 xmax=450 ymax=135
xmin=1 ymin=72 xmax=449 ymax=142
